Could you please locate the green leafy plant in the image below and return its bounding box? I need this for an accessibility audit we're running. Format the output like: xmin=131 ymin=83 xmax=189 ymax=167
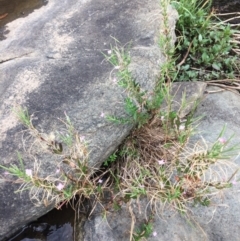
xmin=104 ymin=43 xmax=152 ymax=128
xmin=133 ymin=220 xmax=154 ymax=241
xmin=104 ymin=152 xmax=118 ymax=166
xmin=172 ymin=0 xmax=240 ymax=81
xmin=13 ymin=107 xmax=32 ymax=128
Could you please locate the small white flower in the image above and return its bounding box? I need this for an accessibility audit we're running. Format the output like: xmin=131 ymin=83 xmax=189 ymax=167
xmin=153 ymin=231 xmax=157 ymax=237
xmin=25 ymin=169 xmax=32 ymax=178
xmin=107 ymin=50 xmax=112 ymax=55
xmin=114 ymin=66 xmax=120 ymax=70
xmin=80 ymin=136 xmax=85 ymax=142
xmin=161 ymin=116 xmax=165 ymax=121
xmin=56 ymin=183 xmax=64 ymax=191
xmin=3 ymin=171 xmax=9 ymax=176
xmin=112 ymin=77 xmax=117 ymax=83
xmin=98 ymin=179 xmax=103 ymax=184
xmin=100 ymin=112 xmax=105 ymax=118
xmin=56 ymin=169 xmax=60 ymax=174
xmin=158 ymin=159 xmax=165 ymax=165
xmin=179 ymin=125 xmax=185 ymax=131
xmin=218 ymin=137 xmax=226 ymax=144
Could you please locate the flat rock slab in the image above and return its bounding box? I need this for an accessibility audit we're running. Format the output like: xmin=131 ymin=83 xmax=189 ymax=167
xmin=0 ymin=0 xmax=178 ymax=239
xmin=162 ymin=81 xmax=207 ymax=118
xmin=81 ymin=86 xmax=240 ymax=241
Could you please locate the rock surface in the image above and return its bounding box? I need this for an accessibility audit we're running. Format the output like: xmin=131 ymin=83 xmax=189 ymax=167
xmin=0 ymin=0 xmax=178 ymax=239
xmin=162 ymin=81 xmax=207 ymax=118
xmin=81 ymin=86 xmax=240 ymax=241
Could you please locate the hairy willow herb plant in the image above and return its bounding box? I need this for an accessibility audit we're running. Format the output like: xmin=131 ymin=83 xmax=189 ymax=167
xmin=104 ymin=39 xmax=172 ymax=129
xmin=103 ymin=41 xmax=154 ymax=128
xmin=171 ymin=0 xmax=240 ymax=81
xmin=0 ymin=107 xmax=111 ymax=207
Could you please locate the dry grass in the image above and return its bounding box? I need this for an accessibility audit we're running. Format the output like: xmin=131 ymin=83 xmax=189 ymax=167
xmin=110 ymin=115 xmax=239 ymax=215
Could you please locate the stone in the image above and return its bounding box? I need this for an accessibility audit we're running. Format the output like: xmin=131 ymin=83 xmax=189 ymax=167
xmin=82 ymin=199 xmax=152 ymax=241
xmin=81 ymin=86 xmax=240 ymax=241
xmin=0 ymin=0 xmax=178 ymax=239
xmin=162 ymin=81 xmax=207 ymax=118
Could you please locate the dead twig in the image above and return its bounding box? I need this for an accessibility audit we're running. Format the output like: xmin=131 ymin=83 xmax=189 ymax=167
xmin=0 ymin=13 xmax=8 ymax=20
xmin=206 ymin=82 xmax=240 ymax=94
xmin=216 ymin=12 xmax=240 ymax=16
xmin=206 ymin=79 xmax=240 ymax=83
xmin=177 ymin=42 xmax=193 ymax=67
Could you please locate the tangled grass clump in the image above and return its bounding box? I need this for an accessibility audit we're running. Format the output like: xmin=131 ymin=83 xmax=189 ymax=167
xmin=0 ymin=107 xmax=112 ymax=208
xmin=108 ymin=111 xmax=238 ymax=214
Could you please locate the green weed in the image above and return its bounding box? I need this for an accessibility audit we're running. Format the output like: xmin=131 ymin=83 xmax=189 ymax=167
xmin=13 ymin=106 xmax=32 ymax=128
xmin=104 ymin=152 xmax=118 ymax=167
xmin=0 ymin=108 xmax=114 ymax=206
xmin=133 ymin=219 xmax=154 ymax=241
xmin=172 ymin=0 xmax=240 ymax=81
xmin=104 ymin=40 xmax=167 ymax=128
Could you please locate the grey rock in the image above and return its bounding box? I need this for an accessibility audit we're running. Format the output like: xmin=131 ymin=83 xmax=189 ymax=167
xmin=82 ymin=199 xmax=152 ymax=241
xmin=81 ymin=86 xmax=240 ymax=241
xmin=161 ymin=81 xmax=207 ymax=118
xmin=0 ymin=0 xmax=178 ymax=239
